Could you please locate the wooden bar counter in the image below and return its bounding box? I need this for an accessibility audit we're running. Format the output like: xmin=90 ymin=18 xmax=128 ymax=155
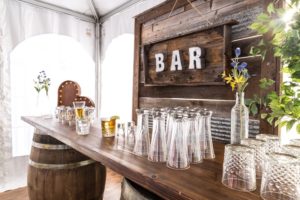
xmin=22 ymin=116 xmax=261 ymax=200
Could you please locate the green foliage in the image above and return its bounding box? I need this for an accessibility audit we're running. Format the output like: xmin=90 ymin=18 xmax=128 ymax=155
xmin=249 ymin=0 xmax=300 ymax=134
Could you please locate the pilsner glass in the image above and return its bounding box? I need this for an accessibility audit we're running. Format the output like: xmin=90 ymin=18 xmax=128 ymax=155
xmin=261 ymin=153 xmax=300 ymax=200
xmin=148 ymin=114 xmax=167 ymax=162
xmin=199 ymin=109 xmax=215 ymax=159
xmin=186 ymin=113 xmax=202 ymax=164
xmin=125 ymin=122 xmax=136 ymax=153
xmin=115 ymin=123 xmax=126 ymax=150
xmin=222 ymin=144 xmax=256 ymax=192
xmin=133 ymin=109 xmax=150 ymax=157
xmin=241 ymin=138 xmax=265 ymax=178
xmin=166 ymin=115 xmax=189 ymax=170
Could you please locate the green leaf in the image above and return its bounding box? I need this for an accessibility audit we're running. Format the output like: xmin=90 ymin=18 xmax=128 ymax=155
xmin=250 ymin=104 xmax=258 ymax=115
xmin=297 ymin=124 xmax=300 ymax=134
xmin=267 ymin=116 xmax=275 ymax=125
xmin=267 ymin=3 xmax=275 ymax=14
xmin=261 ymin=113 xmax=268 ymax=119
xmin=287 ymin=120 xmax=297 ymax=131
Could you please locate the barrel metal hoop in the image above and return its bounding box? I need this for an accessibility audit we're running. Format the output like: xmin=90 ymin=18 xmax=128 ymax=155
xmin=31 ymin=141 xmax=71 ymax=150
xmin=28 ymin=159 xmax=95 ymax=170
xmin=34 ymin=128 xmax=47 ymax=135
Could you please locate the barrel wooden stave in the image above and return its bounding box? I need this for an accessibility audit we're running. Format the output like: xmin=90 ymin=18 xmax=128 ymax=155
xmin=28 ymin=131 xmax=106 ymax=200
xmin=120 ymin=178 xmax=163 ymax=200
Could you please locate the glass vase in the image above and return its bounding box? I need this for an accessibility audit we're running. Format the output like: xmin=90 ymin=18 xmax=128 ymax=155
xmin=230 ymin=92 xmax=249 ymax=144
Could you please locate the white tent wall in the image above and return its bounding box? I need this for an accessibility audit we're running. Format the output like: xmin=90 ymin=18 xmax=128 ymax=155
xmin=0 ymin=0 xmax=95 ymax=192
xmin=100 ymin=0 xmax=165 ymax=121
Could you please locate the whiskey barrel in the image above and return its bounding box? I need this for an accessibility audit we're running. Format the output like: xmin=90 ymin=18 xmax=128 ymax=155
xmin=120 ymin=178 xmax=163 ymax=200
xmin=28 ymin=129 xmax=106 ymax=200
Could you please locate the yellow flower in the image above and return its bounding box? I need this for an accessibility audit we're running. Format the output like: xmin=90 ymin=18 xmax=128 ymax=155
xmin=230 ymin=81 xmax=236 ymax=91
xmin=224 ymin=75 xmax=233 ymax=84
xmin=235 ymin=76 xmax=246 ymax=84
xmin=221 ymin=71 xmax=226 ymax=78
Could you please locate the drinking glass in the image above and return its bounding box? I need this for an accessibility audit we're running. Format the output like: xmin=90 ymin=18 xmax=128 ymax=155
xmin=148 ymin=114 xmax=167 ymax=162
xmin=222 ymin=144 xmax=256 ymax=192
xmin=290 ymin=139 xmax=300 ymax=146
xmin=73 ymin=101 xmax=85 ymax=119
xmin=241 ymin=138 xmax=265 ymax=178
xmin=125 ymin=122 xmax=136 ymax=153
xmin=133 ymin=109 xmax=150 ymax=157
xmin=101 ymin=117 xmax=116 ymax=137
xmin=115 ymin=123 xmax=126 ymax=150
xmin=186 ymin=113 xmax=202 ymax=164
xmin=199 ymin=109 xmax=215 ymax=159
xmin=282 ymin=145 xmax=300 ymax=158
xmin=166 ymin=115 xmax=189 ymax=170
xmin=256 ymin=134 xmax=281 ymax=154
xmin=65 ymin=107 xmax=75 ymax=126
xmin=261 ymin=153 xmax=300 ymax=200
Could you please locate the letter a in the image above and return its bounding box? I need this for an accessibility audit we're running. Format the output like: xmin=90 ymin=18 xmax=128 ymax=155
xmin=170 ymin=50 xmax=182 ymax=71
xmin=155 ymin=53 xmax=165 ymax=72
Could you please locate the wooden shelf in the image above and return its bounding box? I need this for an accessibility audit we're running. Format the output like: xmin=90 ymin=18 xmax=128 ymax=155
xmin=22 ymin=116 xmax=261 ymax=200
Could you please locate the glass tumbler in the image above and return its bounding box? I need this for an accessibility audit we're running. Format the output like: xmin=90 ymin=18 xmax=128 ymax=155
xmin=282 ymin=145 xmax=300 ymax=158
xmin=261 ymin=153 xmax=300 ymax=200
xmin=133 ymin=109 xmax=150 ymax=157
xmin=222 ymin=144 xmax=256 ymax=192
xmin=148 ymin=115 xmax=167 ymax=162
xmin=186 ymin=113 xmax=202 ymax=164
xmin=199 ymin=109 xmax=215 ymax=159
xmin=166 ymin=115 xmax=189 ymax=170
xmin=290 ymin=139 xmax=300 ymax=146
xmin=256 ymin=134 xmax=281 ymax=154
xmin=115 ymin=123 xmax=126 ymax=150
xmin=125 ymin=122 xmax=136 ymax=153
xmin=241 ymin=138 xmax=265 ymax=178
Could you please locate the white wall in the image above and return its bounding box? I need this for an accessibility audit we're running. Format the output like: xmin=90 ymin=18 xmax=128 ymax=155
xmin=100 ymin=0 xmax=165 ymax=122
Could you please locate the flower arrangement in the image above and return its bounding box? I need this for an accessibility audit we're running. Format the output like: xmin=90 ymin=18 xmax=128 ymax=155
xmin=33 ymin=71 xmax=51 ymax=96
xmin=222 ymin=48 xmax=250 ymax=93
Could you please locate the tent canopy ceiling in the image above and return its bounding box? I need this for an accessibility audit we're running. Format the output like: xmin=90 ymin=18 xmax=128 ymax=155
xmin=38 ymin=0 xmax=133 ymax=17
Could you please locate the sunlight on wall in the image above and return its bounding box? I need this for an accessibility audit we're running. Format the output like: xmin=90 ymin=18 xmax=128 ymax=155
xmin=101 ymin=34 xmax=134 ymax=121
xmin=10 ymin=34 xmax=95 ymax=156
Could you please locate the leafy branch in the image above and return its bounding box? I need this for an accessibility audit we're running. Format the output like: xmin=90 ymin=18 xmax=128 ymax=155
xmin=249 ymin=0 xmax=300 ymax=133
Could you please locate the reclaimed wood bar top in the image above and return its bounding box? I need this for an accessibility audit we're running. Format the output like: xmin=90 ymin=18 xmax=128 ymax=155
xmin=22 ymin=116 xmax=261 ymax=200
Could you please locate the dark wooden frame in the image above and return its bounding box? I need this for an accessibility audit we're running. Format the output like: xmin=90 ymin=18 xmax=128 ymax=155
xmin=142 ymin=20 xmax=238 ymax=86
xmin=132 ymin=0 xmax=280 ymax=134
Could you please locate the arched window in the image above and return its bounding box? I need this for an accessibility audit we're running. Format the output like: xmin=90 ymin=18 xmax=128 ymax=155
xmin=10 ymin=34 xmax=95 ymax=156
xmin=101 ymin=34 xmax=134 ymax=121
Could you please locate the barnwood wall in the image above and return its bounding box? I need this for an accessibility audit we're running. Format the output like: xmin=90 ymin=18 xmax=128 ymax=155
xmin=132 ymin=0 xmax=280 ymax=141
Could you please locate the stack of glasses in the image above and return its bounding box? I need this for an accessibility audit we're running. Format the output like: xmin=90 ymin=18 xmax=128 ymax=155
xmin=55 ymin=102 xmax=95 ymax=135
xmin=222 ymin=134 xmax=300 ymax=200
xmin=114 ymin=107 xmax=215 ymax=170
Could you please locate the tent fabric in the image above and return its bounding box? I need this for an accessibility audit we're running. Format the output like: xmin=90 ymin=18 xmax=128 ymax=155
xmin=100 ymin=0 xmax=165 ymax=121
xmin=0 ymin=0 xmax=95 ymax=191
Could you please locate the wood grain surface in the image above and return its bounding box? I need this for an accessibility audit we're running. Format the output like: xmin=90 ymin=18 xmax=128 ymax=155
xmin=22 ymin=116 xmax=261 ymax=200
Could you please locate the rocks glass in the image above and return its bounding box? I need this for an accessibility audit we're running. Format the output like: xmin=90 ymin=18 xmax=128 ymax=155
xmin=261 ymin=153 xmax=300 ymax=200
xmin=73 ymin=101 xmax=90 ymax=135
xmin=256 ymin=134 xmax=281 ymax=154
xmin=222 ymin=144 xmax=256 ymax=192
xmin=241 ymin=138 xmax=265 ymax=178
